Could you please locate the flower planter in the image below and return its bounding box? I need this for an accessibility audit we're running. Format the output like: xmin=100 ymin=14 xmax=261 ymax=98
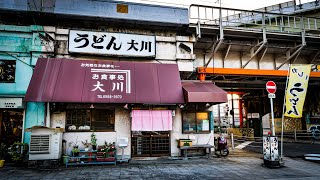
xmin=108 ymin=151 xmax=115 ymax=155
xmin=97 ymin=152 xmax=104 ymax=156
xmin=96 ymin=157 xmax=115 ymax=162
xmin=72 ymin=152 xmax=79 ymax=157
xmin=97 ymin=151 xmax=115 ymax=156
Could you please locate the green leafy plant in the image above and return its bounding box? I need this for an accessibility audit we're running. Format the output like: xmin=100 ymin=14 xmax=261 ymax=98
xmin=8 ymin=142 xmax=28 ymax=162
xmin=71 ymin=148 xmax=80 ymax=153
xmin=91 ymin=132 xmax=97 ymax=146
xmin=104 ymin=141 xmax=116 ymax=152
xmin=97 ymin=142 xmax=116 ymax=158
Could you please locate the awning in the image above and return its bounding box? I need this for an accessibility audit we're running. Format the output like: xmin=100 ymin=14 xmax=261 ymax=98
xmin=131 ymin=110 xmax=172 ymax=131
xmin=182 ymin=81 xmax=227 ymax=103
xmin=25 ymin=58 xmax=184 ymax=104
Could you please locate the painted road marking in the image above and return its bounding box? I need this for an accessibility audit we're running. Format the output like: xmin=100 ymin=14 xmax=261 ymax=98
xmin=235 ymin=141 xmax=254 ymax=149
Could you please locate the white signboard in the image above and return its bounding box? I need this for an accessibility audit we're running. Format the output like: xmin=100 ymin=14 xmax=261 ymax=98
xmin=270 ymin=137 xmax=279 ymax=161
xmin=0 ymin=98 xmax=23 ymax=108
xmin=251 ymin=113 xmax=260 ymax=119
xmin=247 ymin=113 xmax=252 ymax=118
xmin=263 ymin=136 xmax=270 ymax=160
xmin=69 ymin=30 xmax=155 ymax=57
xmin=202 ymin=120 xmax=209 ymax=131
xmin=263 ymin=136 xmax=279 ymax=162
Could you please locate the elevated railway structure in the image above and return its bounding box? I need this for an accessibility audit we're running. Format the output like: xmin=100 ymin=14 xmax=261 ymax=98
xmin=188 ymin=1 xmax=320 ymax=89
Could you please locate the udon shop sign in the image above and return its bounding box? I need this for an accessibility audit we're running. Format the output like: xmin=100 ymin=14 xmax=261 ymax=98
xmin=80 ymin=62 xmax=131 ymax=100
xmin=69 ymin=30 xmax=155 ymax=57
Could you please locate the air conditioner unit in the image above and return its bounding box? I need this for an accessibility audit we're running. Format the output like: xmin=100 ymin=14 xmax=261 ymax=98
xmin=28 ymin=126 xmax=63 ymax=160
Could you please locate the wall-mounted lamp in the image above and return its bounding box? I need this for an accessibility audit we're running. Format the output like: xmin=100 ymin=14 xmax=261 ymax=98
xmin=123 ymin=104 xmax=129 ymax=109
xmin=90 ymin=104 xmax=94 ymax=109
xmin=179 ymin=104 xmax=185 ymax=109
xmin=179 ymin=43 xmax=191 ymax=53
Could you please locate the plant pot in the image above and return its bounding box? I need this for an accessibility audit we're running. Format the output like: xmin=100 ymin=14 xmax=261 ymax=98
xmin=97 ymin=152 xmax=104 ymax=156
xmin=96 ymin=157 xmax=105 ymax=162
xmin=0 ymin=160 xmax=5 ymax=168
xmin=104 ymin=157 xmax=116 ymax=162
xmin=73 ymin=152 xmax=79 ymax=157
xmin=108 ymin=151 xmax=115 ymax=155
xmin=92 ymin=145 xmax=97 ymax=151
xmin=62 ymin=156 xmax=69 ymax=165
xmin=96 ymin=157 xmax=115 ymax=162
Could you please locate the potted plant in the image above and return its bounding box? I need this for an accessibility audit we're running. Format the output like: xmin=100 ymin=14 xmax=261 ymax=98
xmin=104 ymin=142 xmax=116 ymax=162
xmin=81 ymin=140 xmax=91 ymax=151
xmin=96 ymin=141 xmax=116 ymax=162
xmin=68 ymin=137 xmax=80 ymax=156
xmin=0 ymin=143 xmax=7 ymax=168
xmin=104 ymin=141 xmax=116 ymax=156
xmin=71 ymin=147 xmax=80 ymax=157
xmin=91 ymin=132 xmax=97 ymax=150
xmin=97 ymin=145 xmax=106 ymax=156
xmin=7 ymin=142 xmax=29 ymax=166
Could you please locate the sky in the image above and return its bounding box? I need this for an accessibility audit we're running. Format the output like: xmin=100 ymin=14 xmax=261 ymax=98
xmin=117 ymin=0 xmax=314 ymax=10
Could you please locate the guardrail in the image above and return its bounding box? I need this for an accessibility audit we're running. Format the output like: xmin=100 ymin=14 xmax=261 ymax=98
xmin=189 ymin=4 xmax=320 ymax=36
xmin=229 ymin=129 xmax=320 ymax=149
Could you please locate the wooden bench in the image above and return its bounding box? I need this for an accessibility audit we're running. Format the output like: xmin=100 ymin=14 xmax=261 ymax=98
xmin=179 ymin=144 xmax=214 ymax=159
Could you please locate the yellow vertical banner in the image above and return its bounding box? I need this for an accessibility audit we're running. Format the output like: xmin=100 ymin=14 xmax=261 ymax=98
xmin=284 ymin=64 xmax=311 ymax=118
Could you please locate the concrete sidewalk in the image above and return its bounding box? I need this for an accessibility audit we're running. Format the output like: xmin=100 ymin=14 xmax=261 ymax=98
xmin=0 ymin=150 xmax=319 ymax=180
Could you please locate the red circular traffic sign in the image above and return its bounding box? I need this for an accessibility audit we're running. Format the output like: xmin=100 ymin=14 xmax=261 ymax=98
xmin=266 ymin=81 xmax=277 ymax=94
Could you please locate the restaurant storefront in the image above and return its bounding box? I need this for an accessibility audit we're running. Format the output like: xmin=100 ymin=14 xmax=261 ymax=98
xmin=24 ymin=57 xmax=229 ymax=159
xmin=24 ymin=58 xmax=187 ymax=158
xmin=18 ymin=19 xmax=232 ymax=159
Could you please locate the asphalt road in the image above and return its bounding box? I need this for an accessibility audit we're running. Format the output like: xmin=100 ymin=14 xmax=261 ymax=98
xmin=1 ymin=155 xmax=320 ymax=179
xmin=242 ymin=141 xmax=320 ymax=157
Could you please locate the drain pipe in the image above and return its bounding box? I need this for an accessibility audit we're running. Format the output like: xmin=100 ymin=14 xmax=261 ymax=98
xmin=46 ymin=102 xmax=51 ymax=127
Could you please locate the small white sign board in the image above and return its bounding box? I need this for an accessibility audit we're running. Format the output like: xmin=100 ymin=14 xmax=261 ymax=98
xmin=268 ymin=93 xmax=276 ymax=98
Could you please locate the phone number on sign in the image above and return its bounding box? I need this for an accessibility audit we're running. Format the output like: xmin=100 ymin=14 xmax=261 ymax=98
xmin=97 ymin=95 xmax=123 ymax=99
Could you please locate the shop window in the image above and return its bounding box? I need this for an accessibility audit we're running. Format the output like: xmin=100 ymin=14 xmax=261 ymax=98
xmin=182 ymin=111 xmax=210 ymax=133
xmin=0 ymin=60 xmax=16 ymax=83
xmin=66 ymin=109 xmax=114 ymax=132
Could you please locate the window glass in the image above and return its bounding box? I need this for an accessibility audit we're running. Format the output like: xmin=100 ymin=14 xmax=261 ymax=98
xmin=66 ymin=109 xmax=114 ymax=132
xmin=182 ymin=112 xmax=196 ymax=133
xmin=92 ymin=110 xmax=114 ymax=131
xmin=0 ymin=60 xmax=16 ymax=83
xmin=196 ymin=112 xmax=210 ymax=132
xmin=182 ymin=111 xmax=210 ymax=133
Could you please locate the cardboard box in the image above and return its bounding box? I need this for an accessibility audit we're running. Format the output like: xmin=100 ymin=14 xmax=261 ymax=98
xmin=179 ymin=139 xmax=192 ymax=147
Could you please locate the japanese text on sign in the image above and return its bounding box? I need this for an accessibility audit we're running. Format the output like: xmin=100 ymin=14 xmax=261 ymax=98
xmin=69 ymin=30 xmax=155 ymax=57
xmin=284 ymin=64 xmax=311 ymax=118
xmin=87 ymin=65 xmax=131 ymax=99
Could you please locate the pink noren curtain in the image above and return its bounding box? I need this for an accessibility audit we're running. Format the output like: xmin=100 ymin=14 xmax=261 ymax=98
xmin=131 ymin=110 xmax=172 ymax=131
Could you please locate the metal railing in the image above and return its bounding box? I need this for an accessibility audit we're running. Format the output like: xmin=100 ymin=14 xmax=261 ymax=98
xmin=189 ymin=5 xmax=320 ymax=36
xmin=229 ymin=129 xmax=320 ymax=150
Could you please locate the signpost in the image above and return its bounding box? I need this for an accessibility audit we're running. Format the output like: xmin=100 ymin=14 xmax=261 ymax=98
xmin=263 ymin=81 xmax=280 ymax=167
xmin=266 ymin=81 xmax=276 ymax=136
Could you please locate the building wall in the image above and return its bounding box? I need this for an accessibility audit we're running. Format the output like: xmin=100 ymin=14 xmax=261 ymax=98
xmin=0 ymin=25 xmax=51 ymax=144
xmin=24 ymin=102 xmax=45 ymax=143
xmin=51 ymin=27 xmax=195 ymax=71
xmin=0 ymin=25 xmax=48 ymax=95
xmin=50 ymin=107 xmax=131 ymax=158
xmin=170 ymin=108 xmax=215 ymax=157
xmin=51 ymin=107 xmax=215 ymax=158
xmin=0 ymin=0 xmax=189 ymax=26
